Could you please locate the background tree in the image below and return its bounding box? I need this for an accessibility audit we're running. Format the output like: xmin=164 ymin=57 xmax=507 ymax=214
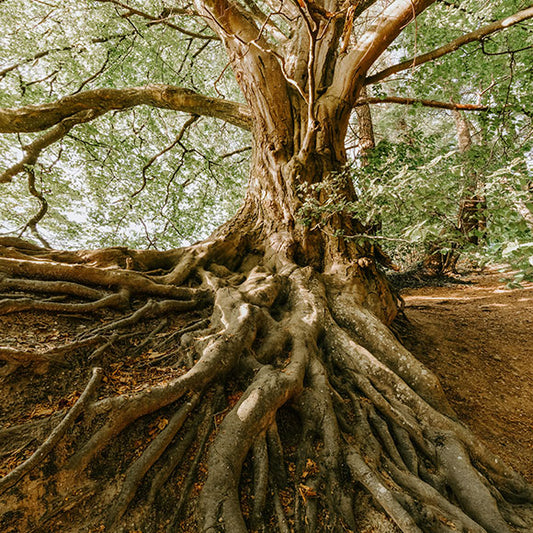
xmin=0 ymin=1 xmax=532 ymax=532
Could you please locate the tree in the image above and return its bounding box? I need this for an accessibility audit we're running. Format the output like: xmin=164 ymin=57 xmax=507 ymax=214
xmin=0 ymin=1 xmax=532 ymax=532
xmin=419 ymin=110 xmax=487 ymax=274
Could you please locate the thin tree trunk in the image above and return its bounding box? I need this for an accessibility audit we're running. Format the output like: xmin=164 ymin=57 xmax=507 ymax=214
xmin=453 ymin=110 xmax=486 ymax=249
xmin=355 ymin=87 xmax=376 ymax=167
xmin=425 ymin=110 xmax=486 ymax=273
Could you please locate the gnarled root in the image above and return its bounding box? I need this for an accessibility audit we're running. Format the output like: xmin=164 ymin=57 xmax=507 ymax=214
xmin=0 ymin=238 xmax=531 ymax=533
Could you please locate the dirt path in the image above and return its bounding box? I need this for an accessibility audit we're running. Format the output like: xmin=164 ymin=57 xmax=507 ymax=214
xmin=400 ymin=268 xmax=533 ymax=482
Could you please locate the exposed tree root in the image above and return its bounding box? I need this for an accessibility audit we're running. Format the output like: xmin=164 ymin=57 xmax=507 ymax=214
xmin=0 ymin=336 xmax=105 ymax=376
xmin=0 ymin=255 xmax=207 ymax=298
xmin=0 ymin=238 xmax=531 ymax=533
xmin=0 ymin=367 xmax=102 ymax=496
xmin=0 ymin=275 xmax=108 ymax=300
xmin=0 ymin=289 xmax=129 ymax=315
xmin=166 ymin=397 xmax=217 ymax=532
xmin=105 ymin=393 xmax=201 ymax=530
xmin=84 ymin=298 xmax=207 ymax=336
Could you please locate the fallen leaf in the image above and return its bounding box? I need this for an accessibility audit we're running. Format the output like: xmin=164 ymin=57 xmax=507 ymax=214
xmin=298 ymin=483 xmax=317 ymax=502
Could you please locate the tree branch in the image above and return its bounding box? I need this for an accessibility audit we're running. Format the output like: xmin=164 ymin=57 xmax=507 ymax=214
xmin=19 ymin=167 xmax=51 ymax=248
xmin=194 ymin=0 xmax=294 ymax=147
xmin=0 ymin=86 xmax=251 ymax=183
xmin=0 ymin=33 xmax=135 ymax=80
xmin=132 ymin=114 xmax=200 ymax=198
xmin=93 ymin=0 xmax=218 ymax=40
xmin=1 ymin=109 xmax=103 ymax=183
xmin=329 ymin=0 xmax=436 ymax=106
xmin=366 ymin=6 xmax=533 ymax=85
xmin=0 ymin=85 xmax=251 ymax=134
xmin=355 ymin=96 xmax=488 ymax=111
xmin=240 ymin=0 xmax=288 ymax=41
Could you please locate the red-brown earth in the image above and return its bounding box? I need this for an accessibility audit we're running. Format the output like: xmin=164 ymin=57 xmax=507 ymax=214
xmin=400 ymin=267 xmax=533 ymax=482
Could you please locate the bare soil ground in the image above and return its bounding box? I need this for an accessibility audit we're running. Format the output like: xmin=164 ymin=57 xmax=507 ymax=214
xmin=399 ymin=267 xmax=533 ymax=482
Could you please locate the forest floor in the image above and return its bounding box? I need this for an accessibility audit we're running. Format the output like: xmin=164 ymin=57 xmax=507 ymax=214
xmin=398 ymin=266 xmax=533 ymax=483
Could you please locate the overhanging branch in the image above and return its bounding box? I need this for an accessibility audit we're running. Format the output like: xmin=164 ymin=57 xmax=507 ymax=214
xmin=329 ymin=0 xmax=436 ymax=106
xmin=1 ymin=109 xmax=103 ymax=183
xmin=0 ymin=85 xmax=251 ymax=184
xmin=93 ymin=0 xmax=218 ymax=40
xmin=132 ymin=114 xmax=200 ymax=198
xmin=355 ymin=96 xmax=488 ymax=111
xmin=366 ymin=6 xmax=533 ymax=85
xmin=0 ymin=85 xmax=251 ymax=134
xmin=0 ymin=32 xmax=135 ymax=80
